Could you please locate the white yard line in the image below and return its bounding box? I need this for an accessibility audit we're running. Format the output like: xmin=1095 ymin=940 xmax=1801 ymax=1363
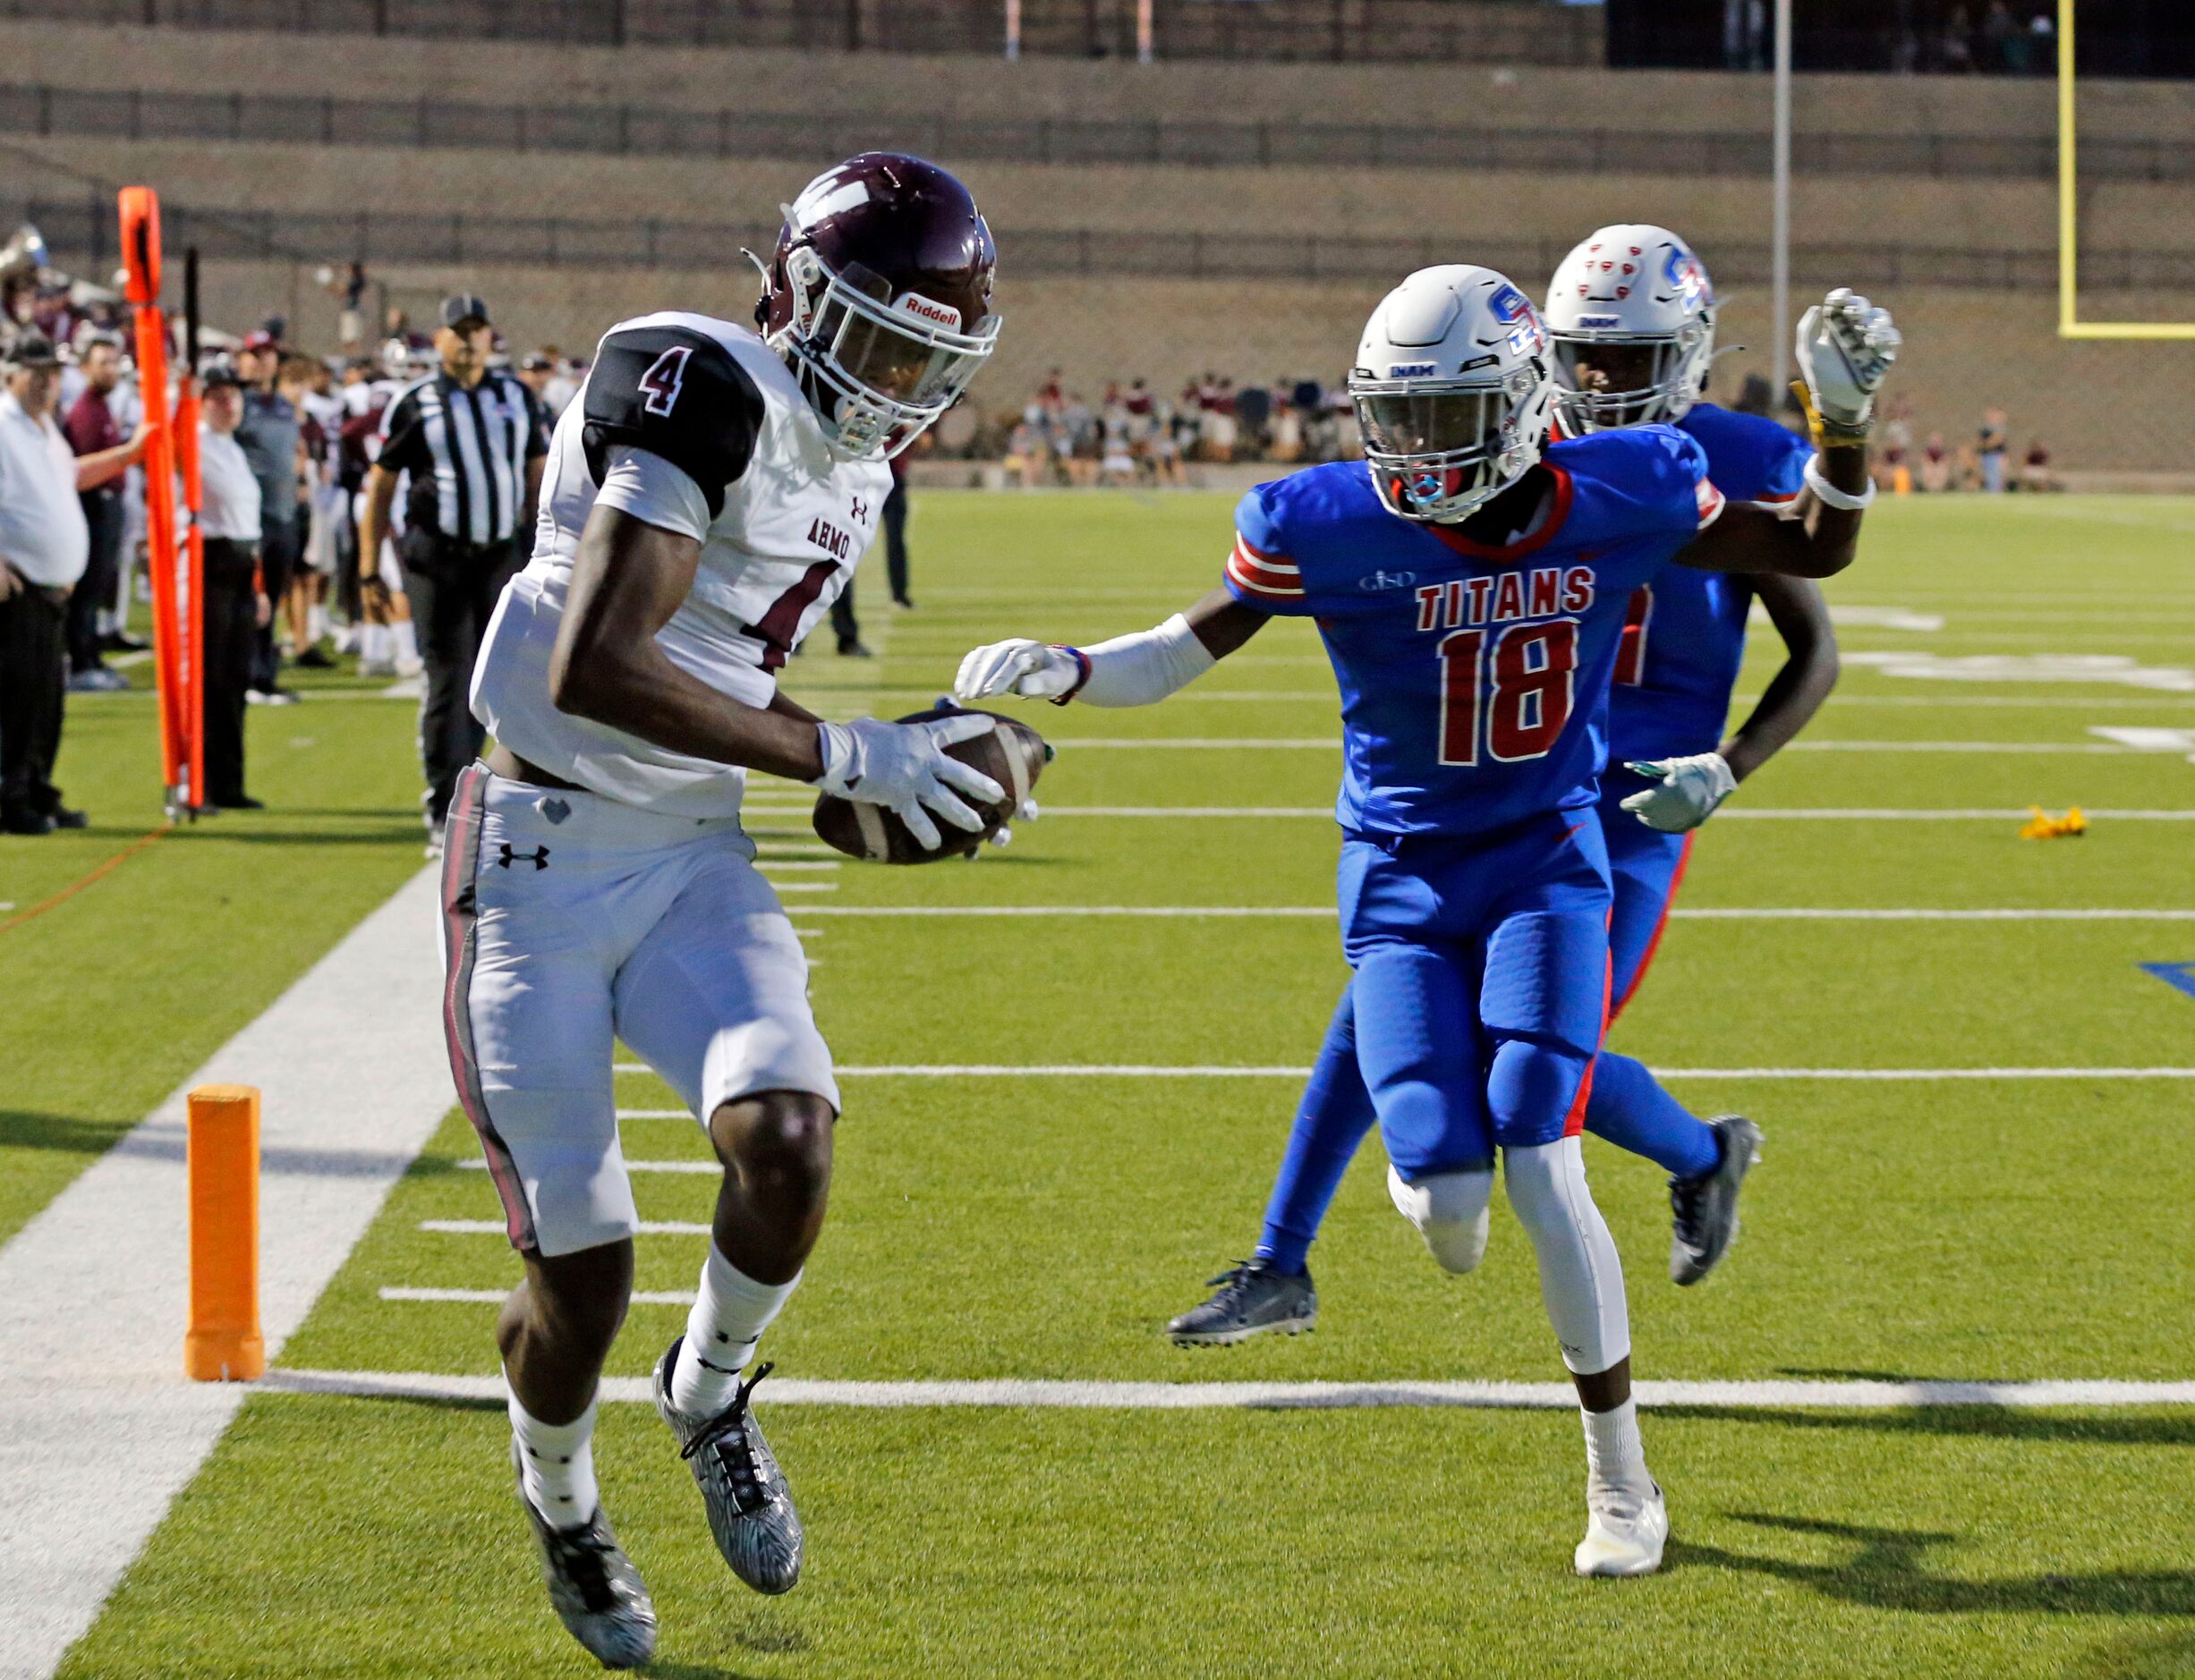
xmin=1007 ymin=738 xmax=2163 ymax=753
xmin=421 ymin=1219 xmax=712 ymax=1236
xmin=0 ymin=867 xmax=451 ymax=1680
xmin=776 ymin=904 xmax=2195 ymax=921
xmin=454 ymin=1157 xmax=715 ymax=1174
xmin=378 ymin=1287 xmax=696 ymax=1306
xmin=263 ymin=1369 xmax=2195 ymax=1411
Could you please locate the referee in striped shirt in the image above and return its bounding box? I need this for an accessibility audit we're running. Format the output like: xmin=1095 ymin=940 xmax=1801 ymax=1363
xmin=358 ymin=293 xmax=547 ymax=849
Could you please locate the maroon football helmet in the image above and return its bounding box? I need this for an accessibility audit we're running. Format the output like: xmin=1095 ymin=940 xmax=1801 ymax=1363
xmin=755 ymin=153 xmax=1001 ymax=460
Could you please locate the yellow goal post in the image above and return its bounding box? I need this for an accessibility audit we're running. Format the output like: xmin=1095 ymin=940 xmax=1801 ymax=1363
xmin=2058 ymin=0 xmax=2195 ymax=338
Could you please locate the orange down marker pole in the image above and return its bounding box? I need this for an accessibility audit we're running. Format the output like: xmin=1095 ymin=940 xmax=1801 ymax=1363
xmin=184 ymin=1084 xmax=265 ymax=1382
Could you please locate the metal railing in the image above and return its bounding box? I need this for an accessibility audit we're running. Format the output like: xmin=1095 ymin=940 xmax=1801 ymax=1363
xmin=4 ymin=81 xmax=2183 ymax=183
xmin=21 ymin=191 xmax=2195 ymax=294
xmin=0 ymin=0 xmax=1598 ymax=66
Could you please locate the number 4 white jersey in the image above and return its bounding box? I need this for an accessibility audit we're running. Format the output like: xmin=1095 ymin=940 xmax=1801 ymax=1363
xmin=472 ymin=310 xmax=888 ymax=817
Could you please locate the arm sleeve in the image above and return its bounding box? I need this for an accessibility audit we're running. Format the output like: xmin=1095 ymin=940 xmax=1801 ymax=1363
xmin=1219 ymin=486 xmax=1311 ymax=616
xmin=593 ymin=444 xmax=712 ymax=545
xmin=1068 ymin=614 xmax=1217 ymax=708
xmin=581 ymin=326 xmax=766 ymax=520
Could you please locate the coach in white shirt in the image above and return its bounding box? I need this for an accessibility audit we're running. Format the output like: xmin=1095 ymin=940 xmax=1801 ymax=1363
xmin=197 ymin=359 xmax=271 ymax=811
xmin=0 ymin=330 xmax=143 ymax=833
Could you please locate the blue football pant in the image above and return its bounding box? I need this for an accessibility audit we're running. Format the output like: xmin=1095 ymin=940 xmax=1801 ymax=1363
xmin=1255 ymin=804 xmax=1714 ymax=1273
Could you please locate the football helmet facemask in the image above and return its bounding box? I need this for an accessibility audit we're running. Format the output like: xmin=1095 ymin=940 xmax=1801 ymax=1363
xmin=756 ymin=152 xmax=1001 ymax=462
xmin=1544 ymin=224 xmax=1716 ymax=434
xmin=1348 ymin=264 xmax=1554 ymax=524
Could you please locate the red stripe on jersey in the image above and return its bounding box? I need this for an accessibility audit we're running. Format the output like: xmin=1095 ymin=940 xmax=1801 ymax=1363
xmin=1696 ymin=479 xmax=1727 ymax=529
xmin=1227 ymin=539 xmax=1304 ymax=597
xmin=1234 ymin=533 xmax=1292 ymax=566
xmin=1752 ymin=488 xmax=1801 ymax=505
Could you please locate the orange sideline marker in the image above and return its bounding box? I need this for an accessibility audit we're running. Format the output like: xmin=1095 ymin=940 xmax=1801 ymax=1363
xmin=184 ymin=1084 xmax=264 ymax=1382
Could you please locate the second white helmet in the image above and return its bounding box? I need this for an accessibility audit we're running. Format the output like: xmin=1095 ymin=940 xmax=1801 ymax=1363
xmin=1544 ymin=225 xmax=1716 ymax=433
xmin=1348 ymin=265 xmax=1553 ymax=525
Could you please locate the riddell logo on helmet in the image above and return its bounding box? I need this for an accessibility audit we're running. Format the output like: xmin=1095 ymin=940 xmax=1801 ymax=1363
xmin=894 ymin=293 xmax=962 ymax=329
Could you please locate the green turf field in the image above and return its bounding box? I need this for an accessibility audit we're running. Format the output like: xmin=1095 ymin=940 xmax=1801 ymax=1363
xmin=31 ymin=492 xmax=2195 ymax=1676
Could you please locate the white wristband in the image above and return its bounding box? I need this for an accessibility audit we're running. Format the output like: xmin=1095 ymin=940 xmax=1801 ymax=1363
xmin=1804 ymin=454 xmax=1876 ymax=512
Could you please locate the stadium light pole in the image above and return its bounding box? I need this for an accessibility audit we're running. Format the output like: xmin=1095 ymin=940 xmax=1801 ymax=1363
xmin=1770 ymin=0 xmax=1792 ymax=402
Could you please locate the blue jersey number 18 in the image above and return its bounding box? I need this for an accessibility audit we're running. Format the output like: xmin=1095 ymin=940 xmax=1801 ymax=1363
xmin=1436 ymin=619 xmax=1579 ymax=766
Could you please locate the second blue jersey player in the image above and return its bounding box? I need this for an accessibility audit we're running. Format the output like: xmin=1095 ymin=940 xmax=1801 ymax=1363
xmin=958 ymin=261 xmax=1897 ymax=1576
xmin=1159 ymin=228 xmax=1842 ymax=1337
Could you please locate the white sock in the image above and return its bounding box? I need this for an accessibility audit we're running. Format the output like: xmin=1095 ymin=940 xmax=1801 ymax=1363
xmin=361 ymin=623 xmax=389 ymax=664
xmin=308 ymin=603 xmax=328 ymax=643
xmin=509 ymin=1387 xmax=600 ymax=1530
xmin=1582 ymin=1397 xmax=1652 ymax=1501
xmin=392 ymin=619 xmax=419 ymax=662
xmin=671 ymin=1246 xmax=801 ymax=1417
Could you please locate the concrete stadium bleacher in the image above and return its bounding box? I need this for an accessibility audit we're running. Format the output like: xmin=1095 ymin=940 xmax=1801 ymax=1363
xmin=9 ymin=16 xmax=2191 ymax=468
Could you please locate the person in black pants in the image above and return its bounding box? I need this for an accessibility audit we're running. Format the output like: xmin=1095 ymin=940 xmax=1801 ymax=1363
xmin=355 ymin=294 xmax=547 ymax=853
xmin=195 ymin=360 xmax=271 ymax=810
xmin=881 ymin=447 xmax=914 ymax=608
xmin=60 ymin=335 xmax=136 ymax=691
xmin=234 ymin=330 xmax=302 ymax=702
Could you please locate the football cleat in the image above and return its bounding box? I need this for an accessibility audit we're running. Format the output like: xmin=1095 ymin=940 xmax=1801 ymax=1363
xmin=512 ymin=1444 xmax=658 ymax=1670
xmin=1669 ymin=1115 xmax=1763 ymax=1286
xmin=653 ymin=1338 xmax=804 ymax=1594
xmin=1166 ymin=1259 xmax=1317 ymax=1346
xmin=1574 ymin=1478 xmax=1668 ymax=1578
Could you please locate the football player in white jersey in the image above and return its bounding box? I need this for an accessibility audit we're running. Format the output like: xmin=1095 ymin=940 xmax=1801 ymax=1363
xmin=451 ymin=154 xmax=1006 ymax=1667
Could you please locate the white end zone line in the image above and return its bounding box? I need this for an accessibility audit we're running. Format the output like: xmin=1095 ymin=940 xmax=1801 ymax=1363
xmin=261 ymin=1369 xmax=2195 ymax=1411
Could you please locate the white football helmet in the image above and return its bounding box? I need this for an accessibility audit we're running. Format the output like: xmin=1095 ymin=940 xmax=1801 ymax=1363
xmin=1348 ymin=265 xmax=1554 ymax=524
xmin=1544 ymin=225 xmax=1716 ymax=433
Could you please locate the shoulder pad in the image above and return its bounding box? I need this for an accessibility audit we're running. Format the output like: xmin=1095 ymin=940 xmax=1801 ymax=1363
xmin=583 ymin=325 xmax=767 ymax=519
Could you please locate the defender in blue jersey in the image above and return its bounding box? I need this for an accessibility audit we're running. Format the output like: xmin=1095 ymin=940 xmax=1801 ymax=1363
xmin=1185 ymin=228 xmax=1847 ymax=1325
xmin=957 ymin=264 xmax=1895 ymax=1576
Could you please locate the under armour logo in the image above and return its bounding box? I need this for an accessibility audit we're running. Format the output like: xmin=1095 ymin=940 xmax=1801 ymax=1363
xmin=496 ymin=844 xmax=550 ymax=870
xmin=851 ymin=496 xmax=870 ymax=523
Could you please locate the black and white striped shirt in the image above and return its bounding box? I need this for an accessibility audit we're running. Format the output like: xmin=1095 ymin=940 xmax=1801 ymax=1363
xmin=378 ymin=368 xmax=549 ymax=547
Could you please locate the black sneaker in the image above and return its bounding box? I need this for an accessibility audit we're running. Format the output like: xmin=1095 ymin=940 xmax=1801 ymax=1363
xmin=294 ymin=645 xmax=336 ymax=669
xmin=653 ymin=1341 xmax=804 ymax=1594
xmin=511 ymin=1445 xmax=657 ymax=1670
xmin=837 ymin=640 xmax=874 ymax=658
xmin=48 ymin=806 xmax=89 ymax=829
xmin=1 ymin=806 xmax=54 ymax=836
xmin=1167 ymin=1258 xmax=1317 ymax=1346
xmin=1670 ymin=1116 xmax=1763 ymax=1285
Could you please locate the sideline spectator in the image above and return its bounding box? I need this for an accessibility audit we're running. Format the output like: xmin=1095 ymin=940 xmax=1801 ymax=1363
xmin=0 ymin=332 xmax=142 ymax=833
xmin=235 ymin=329 xmax=304 ymax=702
xmin=358 ymin=293 xmax=546 ymax=853
xmin=1978 ymin=406 xmax=2009 ymax=491
xmin=2019 ymin=438 xmax=2057 ymax=492
xmin=1918 ymin=432 xmax=1952 ymax=493
xmin=60 ymin=334 xmax=132 ymax=691
xmin=195 ymin=359 xmax=270 ymax=811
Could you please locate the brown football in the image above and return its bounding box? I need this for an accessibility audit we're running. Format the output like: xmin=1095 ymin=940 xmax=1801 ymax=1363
xmin=812 ymin=704 xmax=1051 ymax=864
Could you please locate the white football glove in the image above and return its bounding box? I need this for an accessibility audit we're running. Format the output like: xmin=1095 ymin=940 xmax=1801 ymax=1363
xmin=1795 ymin=288 xmax=1900 ymax=437
xmin=955 ymin=639 xmax=1081 ymax=702
xmin=1621 ymin=753 xmax=1737 ymax=833
xmin=813 ymin=714 xmax=1005 ymax=852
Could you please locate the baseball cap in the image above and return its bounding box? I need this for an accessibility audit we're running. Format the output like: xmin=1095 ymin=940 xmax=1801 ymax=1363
xmin=7 ymin=331 xmax=58 ymax=368
xmin=199 ymin=356 xmax=243 ymax=389
xmin=439 ymin=293 xmax=491 ymax=330
xmin=519 ymin=353 xmax=553 ymax=372
xmin=239 ymin=329 xmax=280 ymax=353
